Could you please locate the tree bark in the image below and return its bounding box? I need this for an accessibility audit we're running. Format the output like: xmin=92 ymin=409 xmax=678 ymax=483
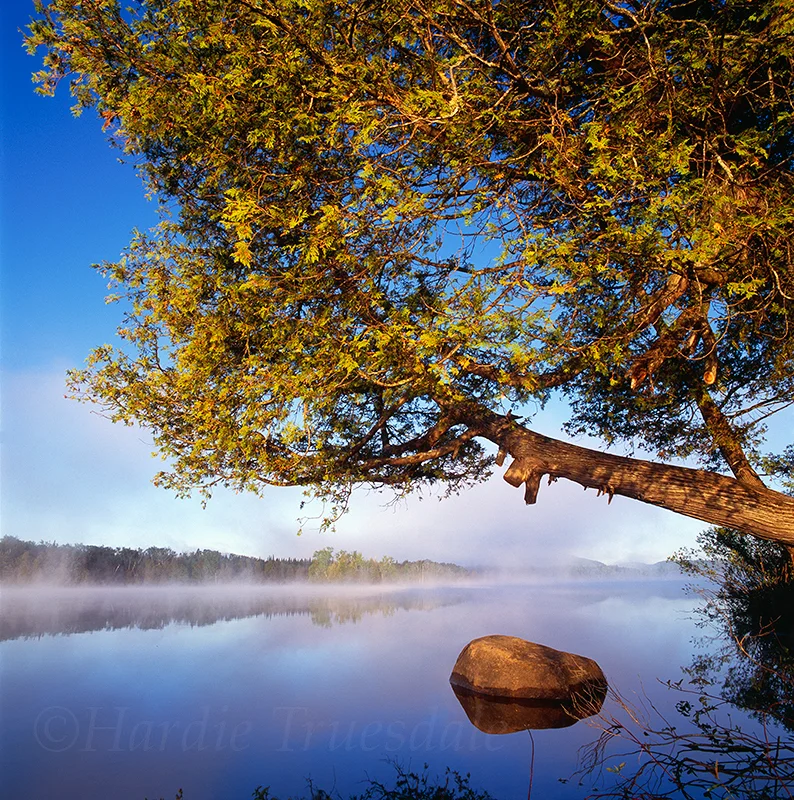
xmin=695 ymin=390 xmax=766 ymax=489
xmin=455 ymin=404 xmax=794 ymax=547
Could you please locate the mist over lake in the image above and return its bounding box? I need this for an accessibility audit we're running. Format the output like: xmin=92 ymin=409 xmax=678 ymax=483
xmin=0 ymin=579 xmax=715 ymax=799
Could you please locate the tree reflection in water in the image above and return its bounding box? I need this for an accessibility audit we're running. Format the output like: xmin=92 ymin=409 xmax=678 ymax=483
xmin=578 ymin=526 xmax=794 ymax=799
xmin=0 ymin=585 xmax=466 ymax=640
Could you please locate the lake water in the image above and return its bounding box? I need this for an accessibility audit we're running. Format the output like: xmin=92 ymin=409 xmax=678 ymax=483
xmin=1 ymin=580 xmax=712 ymax=799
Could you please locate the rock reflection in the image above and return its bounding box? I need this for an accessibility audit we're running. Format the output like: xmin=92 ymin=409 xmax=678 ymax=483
xmin=0 ymin=586 xmax=465 ymax=640
xmin=451 ymin=680 xmax=607 ymax=732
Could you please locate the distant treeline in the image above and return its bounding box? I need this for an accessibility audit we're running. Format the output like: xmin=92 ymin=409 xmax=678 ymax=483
xmin=0 ymin=536 xmax=309 ymax=584
xmin=307 ymin=547 xmax=470 ymax=583
xmin=0 ymin=537 xmax=470 ymax=585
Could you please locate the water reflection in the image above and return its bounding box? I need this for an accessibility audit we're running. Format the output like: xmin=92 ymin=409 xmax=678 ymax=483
xmin=690 ymin=579 xmax=794 ymax=734
xmin=579 ymin=682 xmax=794 ymax=798
xmin=577 ymin=532 xmax=794 ymax=798
xmin=451 ymin=681 xmax=607 ymax=733
xmin=0 ymin=585 xmax=466 ymax=640
xmin=0 ymin=581 xmax=705 ymax=800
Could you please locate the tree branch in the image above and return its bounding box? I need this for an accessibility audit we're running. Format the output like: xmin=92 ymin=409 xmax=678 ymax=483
xmin=695 ymin=390 xmax=766 ymax=489
xmin=452 ymin=403 xmax=794 ymax=546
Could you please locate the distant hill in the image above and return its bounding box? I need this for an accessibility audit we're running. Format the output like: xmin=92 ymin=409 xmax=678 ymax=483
xmin=476 ymin=557 xmax=686 ymax=581
xmin=569 ymin=557 xmax=685 ymax=578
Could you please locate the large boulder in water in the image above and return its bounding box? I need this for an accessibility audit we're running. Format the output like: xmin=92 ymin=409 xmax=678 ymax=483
xmin=449 ymin=635 xmax=606 ymax=701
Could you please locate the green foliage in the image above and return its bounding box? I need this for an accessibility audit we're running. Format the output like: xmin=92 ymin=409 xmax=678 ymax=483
xmin=760 ymin=445 xmax=794 ymax=493
xmin=672 ymin=526 xmax=794 ymax=732
xmin=673 ymin=525 xmax=793 ymax=594
xmin=144 ymin=765 xmax=493 ymax=800
xmin=307 ymin=547 xmax=469 ymax=583
xmin=0 ymin=535 xmax=310 ymax=584
xmin=0 ymin=536 xmax=468 ymax=586
xmin=25 ymin=0 xmax=794 ymax=506
xmin=252 ymin=763 xmax=493 ymax=800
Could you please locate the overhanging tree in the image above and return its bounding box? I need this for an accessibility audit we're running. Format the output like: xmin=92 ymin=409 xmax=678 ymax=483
xmin=26 ymin=0 xmax=794 ymax=542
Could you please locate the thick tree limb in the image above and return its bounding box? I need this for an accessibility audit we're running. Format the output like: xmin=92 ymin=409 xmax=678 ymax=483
xmin=454 ymin=403 xmax=794 ymax=546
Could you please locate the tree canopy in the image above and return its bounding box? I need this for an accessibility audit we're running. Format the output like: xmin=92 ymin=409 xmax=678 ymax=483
xmin=26 ymin=0 xmax=794 ymax=542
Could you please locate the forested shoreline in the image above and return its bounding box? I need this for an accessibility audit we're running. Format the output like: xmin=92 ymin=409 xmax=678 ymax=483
xmin=0 ymin=537 xmax=470 ymax=585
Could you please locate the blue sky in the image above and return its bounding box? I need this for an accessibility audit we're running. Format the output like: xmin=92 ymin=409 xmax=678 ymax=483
xmin=3 ymin=0 xmax=785 ymax=568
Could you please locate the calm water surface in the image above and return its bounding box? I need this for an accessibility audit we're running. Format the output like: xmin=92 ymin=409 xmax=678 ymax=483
xmin=1 ymin=581 xmax=705 ymax=799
